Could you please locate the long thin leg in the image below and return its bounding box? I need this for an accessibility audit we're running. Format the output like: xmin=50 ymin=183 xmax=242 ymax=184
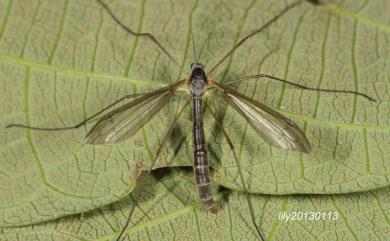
xmin=96 ymin=0 xmax=185 ymax=73
xmin=116 ymin=201 xmax=136 ymax=241
xmin=205 ymin=102 xmax=266 ymax=241
xmin=224 ymin=73 xmax=376 ymax=102
xmin=207 ymin=1 xmax=302 ymax=75
xmin=6 ymin=92 xmax=146 ymax=131
xmin=148 ymin=97 xmax=192 ymax=172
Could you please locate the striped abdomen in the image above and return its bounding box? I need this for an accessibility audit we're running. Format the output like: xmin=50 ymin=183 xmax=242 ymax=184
xmin=192 ymin=96 xmax=216 ymax=212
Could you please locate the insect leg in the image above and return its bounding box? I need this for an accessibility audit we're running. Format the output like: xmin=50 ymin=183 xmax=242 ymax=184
xmin=225 ymin=73 xmax=376 ymax=102
xmin=148 ymin=97 xmax=192 ymax=172
xmin=207 ymin=1 xmax=302 ymax=75
xmin=96 ymin=0 xmax=185 ymax=73
xmin=115 ymin=200 xmax=136 ymax=241
xmin=6 ymin=92 xmax=146 ymax=131
xmin=117 ymin=112 xmax=196 ymax=240
xmin=205 ymin=101 xmax=266 ymax=241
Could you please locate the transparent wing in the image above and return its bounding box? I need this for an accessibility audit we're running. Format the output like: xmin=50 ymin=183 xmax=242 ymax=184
xmin=214 ymin=82 xmax=311 ymax=153
xmin=85 ymin=81 xmax=184 ymax=144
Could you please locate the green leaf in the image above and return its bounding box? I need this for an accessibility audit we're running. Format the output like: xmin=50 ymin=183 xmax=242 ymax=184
xmin=2 ymin=169 xmax=390 ymax=241
xmin=0 ymin=0 xmax=389 ymax=235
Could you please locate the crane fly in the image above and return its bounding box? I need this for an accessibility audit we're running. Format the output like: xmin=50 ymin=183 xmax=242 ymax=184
xmin=6 ymin=0 xmax=376 ymax=240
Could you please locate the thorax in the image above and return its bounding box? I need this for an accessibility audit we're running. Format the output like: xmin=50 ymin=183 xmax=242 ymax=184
xmin=188 ymin=63 xmax=208 ymax=97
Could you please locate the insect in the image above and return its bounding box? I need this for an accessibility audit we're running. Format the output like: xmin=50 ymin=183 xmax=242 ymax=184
xmin=6 ymin=0 xmax=376 ymax=240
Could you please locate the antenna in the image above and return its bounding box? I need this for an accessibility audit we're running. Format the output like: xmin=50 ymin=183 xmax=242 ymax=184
xmin=197 ymin=33 xmax=211 ymax=62
xmin=191 ymin=31 xmax=198 ymax=63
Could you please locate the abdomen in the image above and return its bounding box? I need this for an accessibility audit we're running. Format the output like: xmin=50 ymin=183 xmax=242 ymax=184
xmin=192 ymin=96 xmax=216 ymax=212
